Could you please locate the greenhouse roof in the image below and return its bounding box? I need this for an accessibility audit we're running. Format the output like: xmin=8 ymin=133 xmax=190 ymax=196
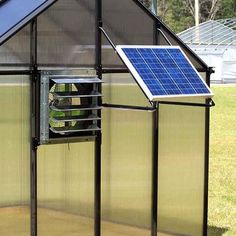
xmin=178 ymin=18 xmax=236 ymax=51
xmin=0 ymin=0 xmax=57 ymax=45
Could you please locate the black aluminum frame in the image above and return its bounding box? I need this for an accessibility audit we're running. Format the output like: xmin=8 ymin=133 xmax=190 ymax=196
xmin=95 ymin=0 xmax=102 ymax=235
xmin=30 ymin=18 xmax=38 ymax=236
xmin=0 ymin=0 xmax=213 ymax=236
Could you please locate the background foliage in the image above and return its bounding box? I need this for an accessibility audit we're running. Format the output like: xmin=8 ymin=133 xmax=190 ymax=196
xmin=140 ymin=0 xmax=236 ymax=32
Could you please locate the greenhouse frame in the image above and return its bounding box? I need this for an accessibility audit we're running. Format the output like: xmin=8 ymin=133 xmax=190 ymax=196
xmin=0 ymin=0 xmax=214 ymax=236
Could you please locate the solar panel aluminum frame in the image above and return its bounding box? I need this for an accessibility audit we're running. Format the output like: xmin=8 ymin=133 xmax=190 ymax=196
xmin=116 ymin=45 xmax=214 ymax=102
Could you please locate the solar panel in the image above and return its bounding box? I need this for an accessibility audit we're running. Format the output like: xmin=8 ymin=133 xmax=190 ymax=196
xmin=0 ymin=0 xmax=56 ymax=44
xmin=116 ymin=45 xmax=213 ymax=101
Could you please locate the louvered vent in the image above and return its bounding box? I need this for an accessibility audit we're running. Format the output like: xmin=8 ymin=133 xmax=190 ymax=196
xmin=40 ymin=75 xmax=102 ymax=143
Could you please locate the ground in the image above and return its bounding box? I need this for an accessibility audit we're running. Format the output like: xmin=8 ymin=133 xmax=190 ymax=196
xmin=208 ymin=85 xmax=236 ymax=236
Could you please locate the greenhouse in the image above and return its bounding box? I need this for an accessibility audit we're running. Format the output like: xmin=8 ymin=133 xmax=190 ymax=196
xmin=178 ymin=18 xmax=236 ymax=83
xmin=0 ymin=0 xmax=214 ymax=236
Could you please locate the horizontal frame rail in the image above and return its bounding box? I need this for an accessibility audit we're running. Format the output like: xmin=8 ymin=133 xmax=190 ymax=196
xmin=101 ymin=68 xmax=129 ymax=74
xmin=0 ymin=70 xmax=32 ymax=75
xmin=103 ymin=103 xmax=155 ymax=111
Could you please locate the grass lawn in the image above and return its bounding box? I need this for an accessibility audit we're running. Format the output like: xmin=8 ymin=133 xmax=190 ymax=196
xmin=208 ymin=85 xmax=236 ymax=236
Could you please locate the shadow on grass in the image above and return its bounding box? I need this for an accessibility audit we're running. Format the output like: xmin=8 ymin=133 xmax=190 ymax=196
xmin=208 ymin=226 xmax=229 ymax=236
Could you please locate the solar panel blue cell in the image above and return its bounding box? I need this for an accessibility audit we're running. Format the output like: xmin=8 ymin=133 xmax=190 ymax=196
xmin=117 ymin=46 xmax=213 ymax=101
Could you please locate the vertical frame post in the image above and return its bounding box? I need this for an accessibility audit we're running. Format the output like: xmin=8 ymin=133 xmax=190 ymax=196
xmin=151 ymin=102 xmax=158 ymax=236
xmin=30 ymin=18 xmax=38 ymax=236
xmin=203 ymin=69 xmax=212 ymax=236
xmin=154 ymin=20 xmax=161 ymax=46
xmin=95 ymin=0 xmax=102 ymax=236
xmin=153 ymin=19 xmax=159 ymax=236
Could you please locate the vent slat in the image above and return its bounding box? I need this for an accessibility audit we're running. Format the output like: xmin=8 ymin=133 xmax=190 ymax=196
xmin=50 ymin=104 xmax=102 ymax=112
xmin=51 ymin=91 xmax=102 ymax=98
xmin=50 ymin=76 xmax=102 ymax=84
xmin=50 ymin=114 xmax=101 ymax=122
xmin=50 ymin=125 xmax=101 ymax=134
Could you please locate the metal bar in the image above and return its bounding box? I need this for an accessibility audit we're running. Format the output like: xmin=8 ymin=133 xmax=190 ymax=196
xmin=99 ymin=27 xmax=116 ymax=51
xmin=158 ymin=99 xmax=215 ymax=108
xmin=103 ymin=103 xmax=155 ymax=111
xmin=153 ymin=21 xmax=158 ymax=45
xmin=95 ymin=0 xmax=102 ymax=75
xmin=156 ymin=28 xmax=172 ymax=45
xmin=151 ymin=102 xmax=158 ymax=236
xmin=30 ymin=18 xmax=38 ymax=236
xmin=0 ymin=70 xmax=32 ymax=75
xmin=197 ymin=68 xmax=210 ymax=73
xmin=42 ymin=136 xmax=96 ymax=145
xmin=203 ymin=71 xmax=211 ymax=236
xmin=101 ymin=68 xmax=129 ymax=74
xmin=95 ymin=0 xmax=102 ymax=235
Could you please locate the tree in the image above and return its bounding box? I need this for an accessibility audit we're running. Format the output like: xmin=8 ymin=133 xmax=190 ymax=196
xmin=185 ymin=0 xmax=221 ymax=21
xmin=139 ymin=0 xmax=151 ymax=9
xmin=158 ymin=0 xmax=170 ymax=19
xmin=216 ymin=0 xmax=236 ymax=18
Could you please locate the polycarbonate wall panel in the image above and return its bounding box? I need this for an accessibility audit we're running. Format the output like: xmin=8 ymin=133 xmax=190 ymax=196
xmin=102 ymin=81 xmax=152 ymax=235
xmin=102 ymin=109 xmax=152 ymax=226
xmin=158 ymin=103 xmax=205 ymax=236
xmin=0 ymin=26 xmax=30 ymax=66
xmin=0 ymin=75 xmax=30 ymax=235
xmin=37 ymin=0 xmax=95 ymax=68
xmin=102 ymin=0 xmax=155 ymax=67
xmin=37 ymin=142 xmax=94 ymax=236
xmin=103 ymin=73 xmax=149 ymax=107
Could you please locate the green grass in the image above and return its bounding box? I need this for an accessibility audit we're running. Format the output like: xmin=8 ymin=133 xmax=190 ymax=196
xmin=208 ymin=85 xmax=236 ymax=236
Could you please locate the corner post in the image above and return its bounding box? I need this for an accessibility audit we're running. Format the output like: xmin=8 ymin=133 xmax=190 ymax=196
xmin=151 ymin=102 xmax=159 ymax=236
xmin=203 ymin=68 xmax=213 ymax=236
xmin=95 ymin=0 xmax=102 ymax=236
xmin=30 ymin=18 xmax=38 ymax=236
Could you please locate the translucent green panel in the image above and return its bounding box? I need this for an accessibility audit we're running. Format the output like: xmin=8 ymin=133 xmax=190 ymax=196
xmin=158 ymin=103 xmax=205 ymax=236
xmin=0 ymin=25 xmax=30 ymax=66
xmin=102 ymin=100 xmax=152 ymax=234
xmin=0 ymin=76 xmax=30 ymax=236
xmin=38 ymin=142 xmax=94 ymax=236
xmin=37 ymin=0 xmax=95 ymax=67
xmin=103 ymin=74 xmax=149 ymax=106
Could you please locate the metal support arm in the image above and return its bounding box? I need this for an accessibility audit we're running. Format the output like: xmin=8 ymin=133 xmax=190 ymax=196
xmin=156 ymin=99 xmax=215 ymax=108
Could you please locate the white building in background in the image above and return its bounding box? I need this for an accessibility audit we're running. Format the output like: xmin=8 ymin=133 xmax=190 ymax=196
xmin=178 ymin=18 xmax=236 ymax=84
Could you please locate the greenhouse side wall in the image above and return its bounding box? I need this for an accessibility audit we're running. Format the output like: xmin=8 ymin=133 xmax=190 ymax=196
xmin=0 ymin=75 xmax=30 ymax=236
